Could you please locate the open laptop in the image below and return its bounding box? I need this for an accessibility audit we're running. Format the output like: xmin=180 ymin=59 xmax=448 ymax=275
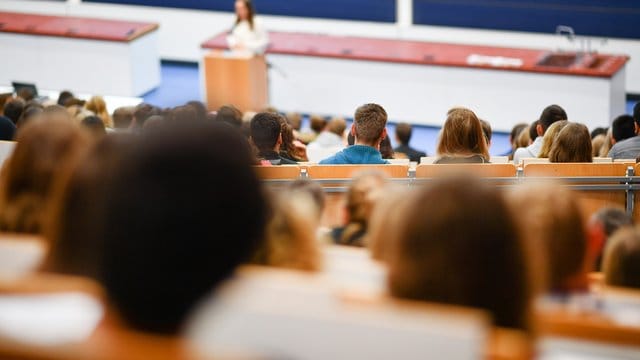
xmin=11 ymin=82 xmax=48 ymax=102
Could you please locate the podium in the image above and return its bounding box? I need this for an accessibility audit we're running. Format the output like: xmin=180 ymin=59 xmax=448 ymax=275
xmin=202 ymin=50 xmax=268 ymax=113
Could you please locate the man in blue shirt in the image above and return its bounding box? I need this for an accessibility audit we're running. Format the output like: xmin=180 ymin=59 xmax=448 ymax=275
xmin=319 ymin=103 xmax=389 ymax=165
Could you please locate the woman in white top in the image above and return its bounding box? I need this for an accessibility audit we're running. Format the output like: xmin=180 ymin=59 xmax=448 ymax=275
xmin=226 ymin=0 xmax=269 ymax=55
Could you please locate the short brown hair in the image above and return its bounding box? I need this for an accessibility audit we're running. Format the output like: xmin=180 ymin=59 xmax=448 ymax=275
xmin=112 ymin=106 xmax=135 ymax=129
xmin=395 ymin=122 xmax=412 ymax=145
xmin=327 ymin=117 xmax=347 ymax=136
xmin=549 ymin=122 xmax=592 ymax=163
xmin=388 ymin=176 xmax=531 ymax=330
xmin=603 ymin=226 xmax=640 ymax=289
xmin=354 ymin=103 xmax=387 ymax=144
xmin=437 ymin=108 xmax=489 ymax=160
xmin=309 ymin=115 xmax=327 ymax=133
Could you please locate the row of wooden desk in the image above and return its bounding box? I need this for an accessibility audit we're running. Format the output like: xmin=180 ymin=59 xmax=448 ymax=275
xmin=0 ymin=11 xmax=160 ymax=97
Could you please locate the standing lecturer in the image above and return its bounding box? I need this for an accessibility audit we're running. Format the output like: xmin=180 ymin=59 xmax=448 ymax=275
xmin=226 ymin=0 xmax=269 ymax=55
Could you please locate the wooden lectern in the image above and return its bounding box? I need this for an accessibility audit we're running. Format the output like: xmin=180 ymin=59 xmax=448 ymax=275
xmin=203 ymin=50 xmax=268 ymax=112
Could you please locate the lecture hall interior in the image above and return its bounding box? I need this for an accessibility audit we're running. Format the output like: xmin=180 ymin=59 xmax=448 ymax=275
xmin=1 ymin=0 xmax=640 ymax=359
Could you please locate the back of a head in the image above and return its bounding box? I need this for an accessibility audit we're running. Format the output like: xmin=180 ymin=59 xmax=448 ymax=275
xmin=187 ymin=101 xmax=208 ymax=122
xmin=57 ymin=91 xmax=74 ymax=106
xmin=45 ymin=134 xmax=134 ymax=279
xmin=215 ymin=105 xmax=243 ymax=128
xmin=354 ymin=103 xmax=387 ymax=144
xmin=549 ymin=122 xmax=592 ymax=163
xmin=309 ymin=115 xmax=327 ymax=134
xmin=437 ymin=107 xmax=489 ymax=160
xmin=99 ymin=121 xmax=267 ymax=334
xmin=515 ymin=126 xmax=531 ymax=148
xmin=81 ymin=115 xmax=107 ymax=137
xmin=286 ymin=112 xmax=302 ymax=131
xmin=510 ymin=123 xmax=528 ymax=145
xmin=634 ymin=102 xmax=640 ymax=127
xmin=591 ymin=134 xmax=606 ymax=157
xmin=17 ymin=106 xmax=43 ymax=129
xmin=3 ymin=98 xmax=26 ymax=125
xmin=507 ymin=184 xmax=586 ymax=293
xmin=612 ymin=115 xmax=635 ymax=143
xmin=85 ymin=96 xmax=108 ymax=118
xmin=0 ymin=116 xmax=90 ymax=234
xmin=250 ymin=112 xmax=282 ymax=153
xmin=341 ymin=171 xmax=388 ymax=246
xmin=327 ymin=117 xmax=347 ymax=137
xmin=17 ymin=88 xmax=35 ymax=102
xmin=590 ymin=127 xmax=607 ymax=139
xmin=112 ymin=106 xmax=135 ymax=129
xmin=603 ymin=226 xmax=640 ymax=289
xmin=252 ymin=191 xmax=321 ymax=272
xmin=133 ymin=103 xmax=161 ymax=128
xmin=395 ymin=122 xmax=412 ymax=145
xmin=539 ymin=105 xmax=567 ymax=134
xmin=593 ymin=207 xmax=633 ymax=238
xmin=388 ymin=177 xmax=529 ymax=330
xmin=538 ymin=120 xmax=569 ymax=158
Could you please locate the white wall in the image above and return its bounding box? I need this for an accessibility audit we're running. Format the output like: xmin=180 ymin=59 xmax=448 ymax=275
xmin=1 ymin=0 xmax=639 ymax=94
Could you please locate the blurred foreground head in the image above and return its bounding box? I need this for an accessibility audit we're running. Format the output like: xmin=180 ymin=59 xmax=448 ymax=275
xmin=387 ymin=176 xmax=531 ymax=330
xmin=100 ymin=119 xmax=267 ymax=334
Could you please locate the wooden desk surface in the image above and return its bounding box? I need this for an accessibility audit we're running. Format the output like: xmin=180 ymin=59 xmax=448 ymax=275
xmin=0 ymin=11 xmax=158 ymax=42
xmin=202 ymin=32 xmax=628 ymax=78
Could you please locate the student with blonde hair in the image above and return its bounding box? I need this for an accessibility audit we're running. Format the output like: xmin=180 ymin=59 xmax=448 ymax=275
xmin=435 ymin=107 xmax=489 ymax=163
xmin=251 ymin=190 xmax=322 ymax=272
xmin=537 ymin=120 xmax=568 ymax=158
xmin=85 ymin=96 xmax=113 ymax=128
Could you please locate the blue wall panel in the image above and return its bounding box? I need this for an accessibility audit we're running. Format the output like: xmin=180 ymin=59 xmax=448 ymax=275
xmin=83 ymin=0 xmax=396 ymax=23
xmin=413 ymin=0 xmax=639 ymax=39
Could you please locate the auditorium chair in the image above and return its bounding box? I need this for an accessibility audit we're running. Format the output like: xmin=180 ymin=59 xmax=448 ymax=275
xmin=0 ymin=234 xmax=47 ymax=278
xmin=253 ymin=165 xmax=302 ymax=180
xmin=415 ymin=163 xmax=518 ymax=178
xmin=524 ymin=163 xmax=632 ymax=222
xmin=306 ymin=164 xmax=409 ymax=179
xmin=187 ymin=266 xmax=530 ymax=360
xmin=0 ymin=273 xmax=215 ymax=360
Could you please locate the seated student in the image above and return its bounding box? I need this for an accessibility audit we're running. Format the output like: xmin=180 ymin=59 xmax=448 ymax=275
xmin=379 ymin=136 xmax=394 ymax=159
xmin=85 ymin=96 xmax=113 ymax=129
xmin=611 ymin=114 xmax=636 ymax=145
xmin=131 ymin=103 xmax=162 ymax=130
xmin=513 ymin=105 xmax=567 ymax=164
xmin=608 ymin=102 xmax=640 ymax=159
xmin=251 ymin=112 xmax=297 ymax=165
xmin=57 ymin=90 xmax=74 ymax=107
xmin=17 ymin=105 xmax=44 ymax=129
xmin=251 ymin=189 xmax=321 ymax=272
xmin=435 ymin=107 xmax=489 ymax=164
xmin=112 ymin=106 xmax=135 ymax=130
xmin=306 ymin=117 xmax=347 ymax=163
xmin=98 ymin=120 xmax=268 ymax=334
xmin=320 ymin=104 xmax=389 ymax=165
xmin=0 ymin=116 xmax=90 ymax=234
xmin=504 ymin=123 xmax=528 ymax=159
xmin=591 ymin=133 xmax=607 ymax=158
xmin=603 ymin=226 xmax=640 ymax=289
xmin=81 ymin=115 xmax=107 ymax=138
xmin=298 ymin=114 xmax=327 ymax=144
xmin=44 ymin=134 xmax=134 ymax=279
xmin=331 ymin=171 xmax=387 ymax=247
xmin=588 ymin=207 xmax=633 ymax=271
xmin=507 ymin=184 xmax=590 ymax=295
xmin=0 ymin=115 xmax=16 ymax=141
xmin=3 ymin=98 xmax=25 ymax=125
xmin=278 ymin=116 xmax=307 ymax=162
xmin=548 ymin=122 xmax=593 ymax=163
xmin=387 ymin=176 xmax=531 ymax=330
xmin=215 ymin=105 xmax=243 ymax=128
xmin=537 ymin=120 xmax=568 ymax=158
xmin=393 ymin=122 xmax=426 ymax=162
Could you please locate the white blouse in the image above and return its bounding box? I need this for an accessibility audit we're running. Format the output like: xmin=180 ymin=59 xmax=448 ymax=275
xmin=226 ymin=19 xmax=269 ymax=55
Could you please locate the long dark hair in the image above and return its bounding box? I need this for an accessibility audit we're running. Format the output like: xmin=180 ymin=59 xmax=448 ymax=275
xmin=235 ymin=0 xmax=255 ymax=30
